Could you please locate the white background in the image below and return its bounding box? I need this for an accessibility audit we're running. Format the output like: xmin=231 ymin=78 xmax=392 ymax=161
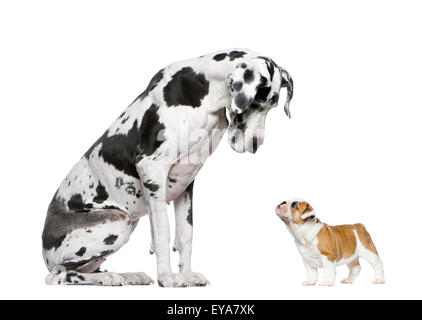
xmin=1 ymin=0 xmax=421 ymax=300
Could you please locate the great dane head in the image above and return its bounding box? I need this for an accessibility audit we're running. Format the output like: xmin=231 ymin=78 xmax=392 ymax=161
xmin=227 ymin=57 xmax=293 ymax=153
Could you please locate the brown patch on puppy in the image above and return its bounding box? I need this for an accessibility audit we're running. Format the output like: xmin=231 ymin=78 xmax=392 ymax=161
xmin=291 ymin=201 xmax=314 ymax=224
xmin=317 ymin=224 xmax=357 ymax=262
xmin=355 ymin=223 xmax=379 ymax=255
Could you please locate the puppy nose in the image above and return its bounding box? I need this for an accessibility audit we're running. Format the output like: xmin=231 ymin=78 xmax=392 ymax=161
xmin=276 ymin=201 xmax=288 ymax=215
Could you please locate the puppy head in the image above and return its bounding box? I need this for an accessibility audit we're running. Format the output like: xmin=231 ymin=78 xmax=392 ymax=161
xmin=275 ymin=199 xmax=316 ymax=225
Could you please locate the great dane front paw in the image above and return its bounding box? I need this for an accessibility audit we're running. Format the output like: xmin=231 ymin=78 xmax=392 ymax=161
xmin=182 ymin=271 xmax=209 ymax=287
xmin=158 ymin=273 xmax=188 ymax=288
xmin=120 ymin=272 xmax=154 ymax=285
xmin=92 ymin=272 xmax=127 ymax=286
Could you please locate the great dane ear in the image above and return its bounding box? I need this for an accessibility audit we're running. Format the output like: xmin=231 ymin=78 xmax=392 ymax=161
xmin=227 ymin=62 xmax=264 ymax=114
xmin=279 ymin=67 xmax=294 ymax=118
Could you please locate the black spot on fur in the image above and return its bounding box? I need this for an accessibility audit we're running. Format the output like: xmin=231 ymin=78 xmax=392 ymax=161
xmin=228 ymin=50 xmax=246 ymax=60
xmin=131 ymin=69 xmax=164 ymax=104
xmin=67 ymin=194 xmax=85 ymax=212
xmin=270 ymin=93 xmax=279 ymax=105
xmin=83 ymin=134 xmax=104 ymax=160
xmin=66 ymin=272 xmax=77 ymax=283
xmin=137 ymin=104 xmax=166 ymax=160
xmin=252 ymin=136 xmax=258 ymax=154
xmin=46 ymin=234 xmax=66 ymax=251
xmin=234 ymin=93 xmax=249 ymax=111
xmin=258 ymin=56 xmax=278 ymax=81
xmin=75 ymin=247 xmax=86 ymax=257
xmin=103 ymin=205 xmax=121 ymax=210
xmin=93 ymin=181 xmax=108 ymax=204
xmin=125 ymin=184 xmax=136 ymax=196
xmin=213 ymin=51 xmax=246 ymax=62
xmin=233 ymin=81 xmax=243 ymax=91
xmin=143 ymin=181 xmax=159 ymax=192
xmin=185 ymin=181 xmax=194 ymax=226
xmin=244 ymin=69 xmax=254 ymax=83
xmin=103 ymin=234 xmax=118 ymax=246
xmin=121 ymin=116 xmax=130 ymax=124
xmin=254 ymin=86 xmax=271 ymax=103
xmin=213 ymin=53 xmax=227 ymax=61
xmin=169 ymin=177 xmax=177 ymax=183
xmin=61 ymin=250 xmax=113 ymax=271
xmin=238 ymin=122 xmax=247 ymax=133
xmin=163 ymin=67 xmax=209 ymax=108
xmin=89 ymin=104 xmax=165 ymax=178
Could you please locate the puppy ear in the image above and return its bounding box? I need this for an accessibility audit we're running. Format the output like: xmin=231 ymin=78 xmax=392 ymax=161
xmin=301 ymin=203 xmax=315 ymax=220
xmin=279 ymin=67 xmax=294 ymax=118
xmin=227 ymin=63 xmax=260 ymax=114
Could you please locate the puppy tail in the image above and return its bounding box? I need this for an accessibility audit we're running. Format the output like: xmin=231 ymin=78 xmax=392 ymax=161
xmin=355 ymin=223 xmax=379 ymax=255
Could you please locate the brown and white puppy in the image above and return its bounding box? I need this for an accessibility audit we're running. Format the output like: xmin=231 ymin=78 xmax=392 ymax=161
xmin=275 ymin=199 xmax=385 ymax=286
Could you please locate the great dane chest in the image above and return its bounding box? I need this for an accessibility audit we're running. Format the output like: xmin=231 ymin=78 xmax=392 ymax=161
xmin=165 ymin=116 xmax=226 ymax=202
xmin=166 ymin=161 xmax=201 ymax=203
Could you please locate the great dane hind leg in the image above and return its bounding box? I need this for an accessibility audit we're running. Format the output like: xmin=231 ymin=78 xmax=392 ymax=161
xmin=174 ymin=180 xmax=209 ymax=286
xmin=43 ymin=207 xmax=153 ymax=286
xmin=137 ymin=157 xmax=188 ymax=288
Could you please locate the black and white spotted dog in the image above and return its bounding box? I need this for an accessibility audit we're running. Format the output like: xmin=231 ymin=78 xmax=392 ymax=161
xmin=42 ymin=49 xmax=293 ymax=287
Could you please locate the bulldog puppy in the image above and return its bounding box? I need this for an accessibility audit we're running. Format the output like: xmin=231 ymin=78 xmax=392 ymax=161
xmin=275 ymin=199 xmax=385 ymax=286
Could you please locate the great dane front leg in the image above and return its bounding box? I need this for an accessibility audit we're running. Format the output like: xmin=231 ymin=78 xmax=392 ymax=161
xmin=173 ymin=181 xmax=209 ymax=286
xmin=137 ymin=158 xmax=188 ymax=287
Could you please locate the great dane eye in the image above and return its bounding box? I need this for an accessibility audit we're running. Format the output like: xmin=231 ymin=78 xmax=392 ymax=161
xmin=291 ymin=202 xmax=298 ymax=209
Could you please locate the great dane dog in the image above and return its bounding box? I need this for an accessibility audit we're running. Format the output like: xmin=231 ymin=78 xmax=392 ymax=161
xmin=42 ymin=49 xmax=293 ymax=287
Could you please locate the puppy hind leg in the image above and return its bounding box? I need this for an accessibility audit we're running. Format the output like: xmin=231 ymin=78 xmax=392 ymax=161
xmin=359 ymin=249 xmax=385 ymax=284
xmin=341 ymin=259 xmax=361 ymax=284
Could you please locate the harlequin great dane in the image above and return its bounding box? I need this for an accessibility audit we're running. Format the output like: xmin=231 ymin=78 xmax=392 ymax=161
xmin=42 ymin=48 xmax=293 ymax=287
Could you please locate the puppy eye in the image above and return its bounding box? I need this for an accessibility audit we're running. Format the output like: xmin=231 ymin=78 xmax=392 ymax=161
xmin=291 ymin=202 xmax=298 ymax=209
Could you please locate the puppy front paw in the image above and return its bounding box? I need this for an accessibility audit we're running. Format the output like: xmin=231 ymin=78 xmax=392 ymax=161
xmin=319 ymin=280 xmax=335 ymax=286
xmin=341 ymin=278 xmax=353 ymax=284
xmin=302 ymin=280 xmax=317 ymax=286
xmin=372 ymin=279 xmax=385 ymax=284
